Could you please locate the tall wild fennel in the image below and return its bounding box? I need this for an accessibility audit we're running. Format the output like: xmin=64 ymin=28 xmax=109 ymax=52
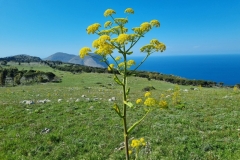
xmin=79 ymin=8 xmax=166 ymax=159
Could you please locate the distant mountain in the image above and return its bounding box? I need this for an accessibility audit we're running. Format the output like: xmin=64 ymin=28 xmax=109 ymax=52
xmin=44 ymin=52 xmax=107 ymax=68
xmin=0 ymin=54 xmax=42 ymax=62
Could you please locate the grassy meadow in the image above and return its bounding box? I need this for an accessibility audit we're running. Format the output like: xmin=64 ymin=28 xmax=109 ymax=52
xmin=0 ymin=63 xmax=240 ymax=159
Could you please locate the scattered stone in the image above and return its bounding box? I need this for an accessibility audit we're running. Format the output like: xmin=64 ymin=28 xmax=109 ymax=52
xmin=41 ymin=128 xmax=50 ymax=134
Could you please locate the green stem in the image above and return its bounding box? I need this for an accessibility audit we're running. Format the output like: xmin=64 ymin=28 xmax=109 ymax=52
xmin=122 ymin=53 xmax=129 ymax=160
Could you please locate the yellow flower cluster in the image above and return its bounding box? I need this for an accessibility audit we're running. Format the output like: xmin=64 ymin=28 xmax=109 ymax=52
xmin=92 ymin=35 xmax=115 ymax=56
xmin=116 ymin=34 xmax=131 ymax=44
xmin=124 ymin=8 xmax=134 ymax=14
xmin=144 ymin=91 xmax=151 ymax=97
xmin=159 ymin=100 xmax=168 ymax=108
xmin=140 ymin=39 xmax=166 ymax=53
xmin=86 ymin=23 xmax=101 ymax=34
xmin=140 ymin=22 xmax=151 ymax=32
xmin=150 ymin=20 xmax=160 ymax=27
xmin=79 ymin=47 xmax=91 ymax=58
xmin=131 ymin=138 xmax=146 ymax=148
xmin=144 ymin=97 xmax=156 ymax=107
xmin=104 ymin=21 xmax=112 ymax=28
xmin=127 ymin=60 xmax=135 ymax=67
xmin=136 ymin=98 xmax=142 ymax=104
xmin=233 ymin=85 xmax=239 ymax=92
xmin=104 ymin=9 xmax=116 ymax=17
xmin=114 ymin=18 xmax=128 ymax=25
xmin=108 ymin=64 xmax=114 ymax=71
xmin=132 ymin=27 xmax=142 ymax=34
xmin=115 ymin=56 xmax=121 ymax=61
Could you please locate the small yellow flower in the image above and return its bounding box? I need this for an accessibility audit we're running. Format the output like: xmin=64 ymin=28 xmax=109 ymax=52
xmin=108 ymin=64 xmax=114 ymax=71
xmin=116 ymin=34 xmax=131 ymax=44
xmin=127 ymin=60 xmax=135 ymax=66
xmin=159 ymin=100 xmax=168 ymax=108
xmin=79 ymin=47 xmax=91 ymax=59
xmin=132 ymin=27 xmax=142 ymax=34
xmin=136 ymin=98 xmax=142 ymax=104
xmin=104 ymin=9 xmax=116 ymax=17
xmin=144 ymin=97 xmax=156 ymax=107
xmin=128 ymin=150 xmax=132 ymax=154
xmin=140 ymin=22 xmax=151 ymax=32
xmin=124 ymin=8 xmax=134 ymax=14
xmin=131 ymin=139 xmax=140 ymax=148
xmin=115 ymin=56 xmax=121 ymax=61
xmin=233 ymin=85 xmax=239 ymax=92
xmin=104 ymin=21 xmax=112 ymax=28
xmin=86 ymin=23 xmax=101 ymax=34
xmin=144 ymin=91 xmax=151 ymax=97
xmin=140 ymin=138 xmax=146 ymax=146
xmin=150 ymin=19 xmax=160 ymax=27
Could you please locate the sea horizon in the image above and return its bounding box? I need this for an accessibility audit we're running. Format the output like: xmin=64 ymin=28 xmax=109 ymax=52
xmin=110 ymin=53 xmax=240 ymax=86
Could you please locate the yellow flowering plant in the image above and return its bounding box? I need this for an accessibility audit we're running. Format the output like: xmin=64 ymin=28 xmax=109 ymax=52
xmin=79 ymin=8 xmax=166 ymax=159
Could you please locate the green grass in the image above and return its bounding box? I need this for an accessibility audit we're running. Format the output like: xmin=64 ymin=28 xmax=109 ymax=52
xmin=0 ymin=64 xmax=240 ymax=159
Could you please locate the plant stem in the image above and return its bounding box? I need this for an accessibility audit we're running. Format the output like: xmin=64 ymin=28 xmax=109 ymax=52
xmin=123 ymin=53 xmax=129 ymax=160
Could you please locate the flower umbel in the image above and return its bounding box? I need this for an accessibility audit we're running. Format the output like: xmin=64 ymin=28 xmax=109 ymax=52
xmin=104 ymin=9 xmax=116 ymax=17
xmin=87 ymin=23 xmax=101 ymax=34
xmin=124 ymin=8 xmax=134 ymax=14
xmin=140 ymin=22 xmax=151 ymax=32
xmin=79 ymin=47 xmax=91 ymax=58
xmin=136 ymin=99 xmax=142 ymax=104
xmin=116 ymin=34 xmax=131 ymax=44
xmin=108 ymin=64 xmax=114 ymax=71
xmin=104 ymin=21 xmax=112 ymax=28
xmin=144 ymin=97 xmax=156 ymax=107
xmin=144 ymin=91 xmax=151 ymax=97
xmin=150 ymin=20 xmax=160 ymax=27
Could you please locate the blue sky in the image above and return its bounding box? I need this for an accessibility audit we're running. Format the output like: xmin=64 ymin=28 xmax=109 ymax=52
xmin=0 ymin=0 xmax=240 ymax=58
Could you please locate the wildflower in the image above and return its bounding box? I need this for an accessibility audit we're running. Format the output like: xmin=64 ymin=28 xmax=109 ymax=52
xmin=159 ymin=100 xmax=168 ymax=108
xmin=140 ymin=44 xmax=155 ymax=53
xmin=131 ymin=138 xmax=146 ymax=148
xmin=233 ymin=85 xmax=239 ymax=92
xmin=104 ymin=9 xmax=116 ymax=17
xmin=144 ymin=91 xmax=151 ymax=97
xmin=108 ymin=64 xmax=114 ymax=71
xmin=98 ymin=35 xmax=111 ymax=44
xmin=124 ymin=8 xmax=134 ymax=14
xmin=129 ymin=150 xmax=132 ymax=154
xmin=79 ymin=47 xmax=91 ymax=58
xmin=139 ymin=138 xmax=146 ymax=146
xmin=136 ymin=98 xmax=142 ymax=104
xmin=132 ymin=27 xmax=142 ymax=34
xmin=116 ymin=34 xmax=131 ymax=44
xmin=118 ymin=62 xmax=124 ymax=68
xmin=144 ymin=97 xmax=156 ymax=107
xmin=115 ymin=56 xmax=121 ymax=61
xmin=150 ymin=19 xmax=160 ymax=27
xmin=114 ymin=18 xmax=128 ymax=25
xmin=86 ymin=23 xmax=101 ymax=34
xmin=104 ymin=21 xmax=112 ymax=28
xmin=131 ymin=139 xmax=140 ymax=148
xmin=140 ymin=22 xmax=151 ymax=32
xmin=127 ymin=60 xmax=136 ymax=67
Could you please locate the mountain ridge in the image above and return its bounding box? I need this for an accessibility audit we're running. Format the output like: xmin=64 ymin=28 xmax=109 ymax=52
xmin=0 ymin=53 xmax=107 ymax=68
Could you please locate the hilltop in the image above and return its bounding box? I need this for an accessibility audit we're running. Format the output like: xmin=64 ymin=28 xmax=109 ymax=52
xmin=44 ymin=52 xmax=107 ymax=68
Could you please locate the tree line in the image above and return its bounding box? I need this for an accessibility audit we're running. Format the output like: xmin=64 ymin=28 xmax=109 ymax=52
xmin=0 ymin=67 xmax=57 ymax=86
xmin=45 ymin=61 xmax=221 ymax=87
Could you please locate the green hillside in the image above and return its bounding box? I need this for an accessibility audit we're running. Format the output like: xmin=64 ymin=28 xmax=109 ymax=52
xmin=0 ymin=64 xmax=240 ymax=159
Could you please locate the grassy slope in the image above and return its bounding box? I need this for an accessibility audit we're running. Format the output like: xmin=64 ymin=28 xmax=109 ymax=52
xmin=0 ymin=63 xmax=240 ymax=159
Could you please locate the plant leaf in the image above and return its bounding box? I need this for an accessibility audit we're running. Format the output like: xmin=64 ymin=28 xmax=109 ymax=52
xmin=124 ymin=101 xmax=133 ymax=108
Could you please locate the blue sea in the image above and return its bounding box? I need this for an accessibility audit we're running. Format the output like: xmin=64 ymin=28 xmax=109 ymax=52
xmin=110 ymin=54 xmax=240 ymax=86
